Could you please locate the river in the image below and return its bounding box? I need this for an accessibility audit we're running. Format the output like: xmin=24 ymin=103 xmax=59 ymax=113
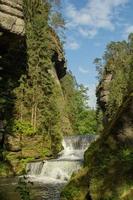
xmin=0 ymin=135 xmax=96 ymax=200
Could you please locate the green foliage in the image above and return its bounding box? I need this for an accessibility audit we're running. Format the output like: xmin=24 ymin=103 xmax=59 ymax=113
xmin=50 ymin=12 xmax=65 ymax=30
xmin=96 ymin=108 xmax=104 ymax=133
xmin=88 ymin=143 xmax=133 ymax=200
xmin=62 ymin=33 xmax=133 ymax=200
xmin=13 ymin=0 xmax=63 ymax=154
xmin=61 ymin=185 xmax=80 ymax=200
xmin=77 ymin=109 xmax=97 ymax=135
xmin=0 ymin=163 xmax=9 ymax=176
xmin=61 ymin=71 xmax=78 ymax=132
xmin=45 ymin=93 xmax=62 ymax=154
xmin=94 ymin=58 xmax=104 ymax=81
xmin=17 ymin=176 xmax=32 ymax=200
xmin=0 ymin=0 xmax=66 ymax=174
xmin=61 ymin=167 xmax=89 ymax=200
xmin=61 ymin=71 xmax=97 ymax=134
xmin=12 ymin=120 xmax=35 ymax=136
xmin=22 ymin=0 xmax=64 ymax=131
xmin=95 ymin=33 xmax=133 ymax=121
xmin=49 ymin=0 xmax=65 ymax=40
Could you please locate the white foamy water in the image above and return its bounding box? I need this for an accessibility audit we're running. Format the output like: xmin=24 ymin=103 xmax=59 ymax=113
xmin=26 ymin=135 xmax=96 ymax=183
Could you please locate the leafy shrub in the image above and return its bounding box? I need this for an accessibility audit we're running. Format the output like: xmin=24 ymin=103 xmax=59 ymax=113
xmin=13 ymin=120 xmax=35 ymax=136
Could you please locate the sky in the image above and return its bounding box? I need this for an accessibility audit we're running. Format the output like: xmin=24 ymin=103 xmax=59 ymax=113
xmin=61 ymin=0 xmax=133 ymax=108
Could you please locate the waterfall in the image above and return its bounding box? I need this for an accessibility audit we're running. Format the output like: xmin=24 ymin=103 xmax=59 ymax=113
xmin=26 ymin=161 xmax=43 ymax=175
xmin=62 ymin=135 xmax=96 ymax=150
xmin=59 ymin=135 xmax=96 ymax=160
xmin=26 ymin=135 xmax=96 ymax=183
xmin=40 ymin=160 xmax=82 ymax=181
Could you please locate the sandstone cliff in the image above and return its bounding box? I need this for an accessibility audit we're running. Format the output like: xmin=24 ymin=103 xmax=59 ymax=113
xmin=61 ymin=41 xmax=133 ymax=200
xmin=0 ymin=0 xmax=24 ymax=35
xmin=0 ymin=0 xmax=72 ymax=175
xmin=96 ymin=72 xmax=112 ymax=113
xmin=61 ymin=93 xmax=133 ymax=200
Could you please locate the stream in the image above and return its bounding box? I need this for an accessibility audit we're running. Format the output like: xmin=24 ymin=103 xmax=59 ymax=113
xmin=0 ymin=135 xmax=96 ymax=200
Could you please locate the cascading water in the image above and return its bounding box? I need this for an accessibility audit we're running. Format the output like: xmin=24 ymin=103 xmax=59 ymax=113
xmin=26 ymin=135 xmax=96 ymax=183
xmin=59 ymin=135 xmax=96 ymax=160
xmin=26 ymin=161 xmax=43 ymax=175
xmin=0 ymin=135 xmax=97 ymax=200
xmin=24 ymin=135 xmax=96 ymax=199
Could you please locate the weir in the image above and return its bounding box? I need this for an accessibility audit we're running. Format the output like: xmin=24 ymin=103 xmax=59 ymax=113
xmin=26 ymin=135 xmax=96 ymax=183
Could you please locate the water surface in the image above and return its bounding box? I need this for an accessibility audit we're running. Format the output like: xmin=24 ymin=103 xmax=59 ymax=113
xmin=0 ymin=135 xmax=96 ymax=200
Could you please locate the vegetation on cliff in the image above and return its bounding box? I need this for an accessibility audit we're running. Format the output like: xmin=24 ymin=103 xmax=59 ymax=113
xmin=1 ymin=1 xmax=133 ymax=200
xmin=61 ymin=71 xmax=97 ymax=135
xmin=0 ymin=0 xmax=97 ymax=176
xmin=96 ymin=34 xmax=133 ymax=121
xmin=0 ymin=0 xmax=66 ymax=175
xmin=61 ymin=33 xmax=133 ymax=200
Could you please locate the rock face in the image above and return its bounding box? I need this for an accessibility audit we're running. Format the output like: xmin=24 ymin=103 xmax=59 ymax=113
xmin=50 ymin=66 xmax=73 ymax=134
xmin=85 ymin=94 xmax=133 ymax=200
xmin=0 ymin=0 xmax=73 ymax=175
xmin=96 ymin=73 xmax=112 ymax=112
xmin=0 ymin=6 xmax=26 ymax=164
xmin=0 ymin=0 xmax=24 ymax=35
xmin=108 ymin=95 xmax=133 ymax=145
xmin=61 ymin=94 xmax=133 ymax=200
xmin=61 ymin=64 xmax=133 ymax=200
xmin=49 ymin=29 xmax=73 ymax=134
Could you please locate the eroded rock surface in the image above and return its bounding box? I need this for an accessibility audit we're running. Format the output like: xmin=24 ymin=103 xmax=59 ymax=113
xmin=109 ymin=95 xmax=133 ymax=145
xmin=96 ymin=73 xmax=112 ymax=112
xmin=0 ymin=0 xmax=24 ymax=35
xmin=0 ymin=0 xmax=73 ymax=175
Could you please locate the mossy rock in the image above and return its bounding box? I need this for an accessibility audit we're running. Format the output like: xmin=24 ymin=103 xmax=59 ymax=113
xmin=61 ymin=167 xmax=89 ymax=200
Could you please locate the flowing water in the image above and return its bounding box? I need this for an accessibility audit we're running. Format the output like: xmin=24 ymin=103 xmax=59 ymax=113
xmin=0 ymin=135 xmax=96 ymax=200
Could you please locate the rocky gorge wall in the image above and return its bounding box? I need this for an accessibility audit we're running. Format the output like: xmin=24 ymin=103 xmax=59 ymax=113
xmin=0 ymin=0 xmax=24 ymax=35
xmin=61 ymin=41 xmax=133 ymax=200
xmin=0 ymin=0 xmax=72 ymax=176
xmin=61 ymin=83 xmax=133 ymax=200
xmin=0 ymin=1 xmax=26 ymax=172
